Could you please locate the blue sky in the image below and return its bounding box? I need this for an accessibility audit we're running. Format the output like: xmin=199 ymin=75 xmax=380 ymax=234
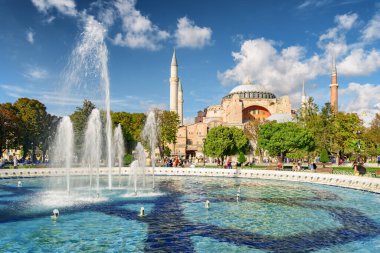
xmin=0 ymin=0 xmax=380 ymax=125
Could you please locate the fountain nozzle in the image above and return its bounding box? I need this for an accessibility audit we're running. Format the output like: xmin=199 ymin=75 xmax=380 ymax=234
xmin=139 ymin=207 xmax=145 ymax=217
xmin=51 ymin=209 xmax=60 ymax=220
xmin=205 ymin=200 xmax=210 ymax=209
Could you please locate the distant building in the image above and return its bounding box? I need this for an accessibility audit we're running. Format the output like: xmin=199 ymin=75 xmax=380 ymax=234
xmin=168 ymin=52 xmax=292 ymax=158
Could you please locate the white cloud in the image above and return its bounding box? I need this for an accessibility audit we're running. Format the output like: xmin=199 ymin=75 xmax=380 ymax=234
xmin=297 ymin=0 xmax=332 ymax=9
xmin=24 ymin=66 xmax=48 ymax=80
xmin=361 ymin=13 xmax=380 ymax=42
xmin=26 ymin=30 xmax=34 ymax=44
xmin=338 ymin=48 xmax=380 ymax=75
xmin=31 ymin=0 xmax=77 ymax=16
xmin=318 ymin=13 xmax=357 ymax=56
xmin=218 ymin=38 xmax=324 ymax=97
xmin=340 ymin=82 xmax=380 ymax=126
xmin=175 ymin=17 xmax=212 ymax=49
xmin=335 ymin=13 xmax=358 ymax=30
xmin=111 ymin=0 xmax=169 ymax=50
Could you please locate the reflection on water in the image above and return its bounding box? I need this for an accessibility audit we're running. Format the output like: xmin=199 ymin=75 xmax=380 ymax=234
xmin=0 ymin=176 xmax=379 ymax=252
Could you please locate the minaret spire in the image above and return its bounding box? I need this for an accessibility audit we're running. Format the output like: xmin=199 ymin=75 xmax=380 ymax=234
xmin=170 ymin=49 xmax=179 ymax=113
xmin=171 ymin=48 xmax=178 ymax=66
xmin=330 ymin=55 xmax=338 ymax=113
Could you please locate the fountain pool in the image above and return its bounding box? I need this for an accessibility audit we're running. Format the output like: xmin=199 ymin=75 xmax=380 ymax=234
xmin=0 ymin=176 xmax=379 ymax=252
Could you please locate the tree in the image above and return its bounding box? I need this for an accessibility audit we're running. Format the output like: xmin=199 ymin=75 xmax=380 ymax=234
xmin=364 ymin=113 xmax=380 ymax=160
xmin=70 ymin=100 xmax=96 ymax=154
xmin=111 ymin=112 xmax=146 ymax=153
xmin=331 ymin=112 xmax=364 ymax=162
xmin=0 ymin=103 xmax=21 ymax=157
xmin=244 ymin=120 xmax=264 ymax=162
xmin=157 ymin=110 xmax=180 ymax=158
xmin=319 ymin=148 xmax=329 ymax=167
xmin=237 ymin=152 xmax=247 ymax=165
xmin=14 ymin=98 xmax=49 ymax=161
xmin=258 ymin=122 xmax=315 ymax=161
xmin=204 ymin=126 xmax=249 ymax=164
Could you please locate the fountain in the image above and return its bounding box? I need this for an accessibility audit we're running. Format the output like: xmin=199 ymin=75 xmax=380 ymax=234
xmin=128 ymin=143 xmax=149 ymax=195
xmin=51 ymin=116 xmax=74 ymax=193
xmin=142 ymin=111 xmax=159 ymax=189
xmin=63 ymin=15 xmax=113 ymax=190
xmin=114 ymin=124 xmax=125 ymax=187
xmin=82 ymin=109 xmax=102 ymax=194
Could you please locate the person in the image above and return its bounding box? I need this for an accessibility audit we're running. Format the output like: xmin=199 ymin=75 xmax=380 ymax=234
xmin=353 ymin=161 xmax=359 ymax=176
xmin=227 ymin=158 xmax=232 ymax=169
xmin=312 ymin=162 xmax=317 ymax=171
xmin=292 ymin=162 xmax=297 ymax=171
xmin=357 ymin=162 xmax=366 ymax=176
xmin=377 ymin=155 xmax=380 ymax=166
xmin=277 ymin=161 xmax=283 ymax=170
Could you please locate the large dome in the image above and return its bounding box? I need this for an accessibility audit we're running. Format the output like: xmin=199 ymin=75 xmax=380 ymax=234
xmin=229 ymin=84 xmax=259 ymax=94
xmin=226 ymin=82 xmax=276 ymax=99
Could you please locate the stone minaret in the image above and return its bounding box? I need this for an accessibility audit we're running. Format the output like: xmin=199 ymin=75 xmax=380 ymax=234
xmin=330 ymin=57 xmax=338 ymax=113
xmin=178 ymin=79 xmax=183 ymax=125
xmin=170 ymin=49 xmax=179 ymax=113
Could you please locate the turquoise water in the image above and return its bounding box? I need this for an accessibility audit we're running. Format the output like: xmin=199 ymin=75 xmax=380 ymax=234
xmin=0 ymin=176 xmax=379 ymax=252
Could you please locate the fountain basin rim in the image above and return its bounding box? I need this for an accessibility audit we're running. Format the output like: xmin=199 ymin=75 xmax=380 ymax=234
xmin=1 ymin=167 xmax=380 ymax=193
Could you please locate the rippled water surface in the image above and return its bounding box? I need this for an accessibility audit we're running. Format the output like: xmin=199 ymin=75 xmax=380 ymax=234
xmin=0 ymin=176 xmax=379 ymax=252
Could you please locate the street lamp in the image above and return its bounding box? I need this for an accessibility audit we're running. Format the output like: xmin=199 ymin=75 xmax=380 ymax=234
xmin=356 ymin=131 xmax=362 ymax=162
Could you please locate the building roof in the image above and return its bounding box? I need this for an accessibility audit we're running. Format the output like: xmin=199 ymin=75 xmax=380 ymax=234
xmin=226 ymin=82 xmax=276 ymax=99
xmin=266 ymin=113 xmax=294 ymax=123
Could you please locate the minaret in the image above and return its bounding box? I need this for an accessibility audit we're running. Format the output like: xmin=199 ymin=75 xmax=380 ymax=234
xmin=330 ymin=56 xmax=338 ymax=113
xmin=178 ymin=79 xmax=183 ymax=126
xmin=170 ymin=49 xmax=179 ymax=113
xmin=301 ymin=80 xmax=307 ymax=108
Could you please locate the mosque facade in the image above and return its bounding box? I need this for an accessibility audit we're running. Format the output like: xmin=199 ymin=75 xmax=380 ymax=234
xmin=168 ymin=50 xmax=292 ymax=158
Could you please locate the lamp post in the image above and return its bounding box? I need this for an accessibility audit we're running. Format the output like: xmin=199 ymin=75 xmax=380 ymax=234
xmin=356 ymin=131 xmax=362 ymax=162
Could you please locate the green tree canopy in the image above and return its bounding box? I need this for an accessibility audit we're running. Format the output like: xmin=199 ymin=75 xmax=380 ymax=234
xmin=0 ymin=103 xmax=21 ymax=156
xmin=111 ymin=111 xmax=146 ymax=153
xmin=157 ymin=110 xmax=180 ymax=158
xmin=204 ymin=126 xmax=249 ymax=163
xmin=258 ymin=122 xmax=315 ymax=160
xmin=14 ymin=98 xmax=49 ymax=160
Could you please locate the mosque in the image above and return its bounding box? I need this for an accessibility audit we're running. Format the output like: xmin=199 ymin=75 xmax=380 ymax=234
xmin=168 ymin=50 xmax=338 ymax=159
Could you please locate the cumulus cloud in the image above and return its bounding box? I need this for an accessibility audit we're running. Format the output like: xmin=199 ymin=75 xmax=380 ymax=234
xmin=111 ymin=0 xmax=169 ymax=50
xmin=175 ymin=17 xmax=212 ymax=49
xmin=340 ymin=82 xmax=380 ymax=125
xmin=31 ymin=0 xmax=77 ymax=16
xmin=317 ymin=13 xmax=358 ymax=56
xmin=218 ymin=38 xmax=324 ymax=96
xmin=361 ymin=12 xmax=380 ymax=42
xmin=338 ymin=48 xmax=380 ymax=75
xmin=26 ymin=30 xmax=34 ymax=44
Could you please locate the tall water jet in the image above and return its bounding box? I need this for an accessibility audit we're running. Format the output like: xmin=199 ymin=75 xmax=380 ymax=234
xmin=141 ymin=111 xmax=159 ymax=189
xmin=83 ymin=109 xmax=102 ymax=194
xmin=129 ymin=142 xmax=147 ymax=194
xmin=63 ymin=15 xmax=113 ymax=190
xmin=52 ymin=116 xmax=74 ymax=193
xmin=114 ymin=124 xmax=125 ymax=187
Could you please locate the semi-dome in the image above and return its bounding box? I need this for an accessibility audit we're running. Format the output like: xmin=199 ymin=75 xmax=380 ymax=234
xmin=225 ymin=82 xmax=276 ymax=99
